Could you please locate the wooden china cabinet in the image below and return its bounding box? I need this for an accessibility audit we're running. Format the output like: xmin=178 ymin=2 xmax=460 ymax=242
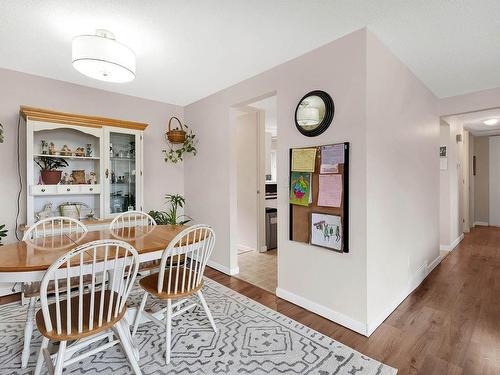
xmin=21 ymin=106 xmax=147 ymax=227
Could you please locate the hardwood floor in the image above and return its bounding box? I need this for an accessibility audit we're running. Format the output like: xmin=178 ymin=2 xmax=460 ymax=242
xmin=205 ymin=226 xmax=500 ymax=374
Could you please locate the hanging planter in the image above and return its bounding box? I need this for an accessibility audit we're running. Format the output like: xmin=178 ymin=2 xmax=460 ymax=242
xmin=163 ymin=117 xmax=198 ymax=163
xmin=166 ymin=116 xmax=186 ymax=144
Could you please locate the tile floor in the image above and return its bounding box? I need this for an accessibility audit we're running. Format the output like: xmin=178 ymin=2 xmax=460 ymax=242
xmin=235 ymin=249 xmax=277 ymax=293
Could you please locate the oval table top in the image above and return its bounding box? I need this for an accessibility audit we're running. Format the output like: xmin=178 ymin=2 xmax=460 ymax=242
xmin=0 ymin=225 xmax=186 ymax=273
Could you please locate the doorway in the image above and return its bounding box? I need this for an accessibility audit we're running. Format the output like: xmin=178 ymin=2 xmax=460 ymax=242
xmin=440 ymin=107 xmax=500 ymax=255
xmin=232 ymin=95 xmax=278 ymax=293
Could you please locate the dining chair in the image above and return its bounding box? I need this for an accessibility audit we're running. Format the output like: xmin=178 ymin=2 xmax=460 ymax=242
xmin=109 ymin=210 xmax=157 ymax=230
xmin=131 ymin=224 xmax=217 ymax=364
xmin=34 ymin=239 xmax=141 ymax=375
xmin=110 ymin=210 xmax=161 ymax=274
xmin=20 ymin=216 xmax=88 ymax=369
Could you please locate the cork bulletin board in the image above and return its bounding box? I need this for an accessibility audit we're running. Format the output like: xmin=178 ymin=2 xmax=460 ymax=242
xmin=289 ymin=142 xmax=349 ymax=253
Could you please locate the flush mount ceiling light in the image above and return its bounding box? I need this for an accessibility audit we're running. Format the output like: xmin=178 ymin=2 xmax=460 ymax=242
xmin=483 ymin=118 xmax=499 ymax=126
xmin=72 ymin=29 xmax=136 ymax=83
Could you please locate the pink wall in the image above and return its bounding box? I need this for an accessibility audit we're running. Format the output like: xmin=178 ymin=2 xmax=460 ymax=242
xmin=0 ymin=68 xmax=183 ymax=244
xmin=365 ymin=32 xmax=440 ymax=331
xmin=440 ymin=86 xmax=500 ymax=116
xmin=185 ymin=29 xmax=369 ymax=330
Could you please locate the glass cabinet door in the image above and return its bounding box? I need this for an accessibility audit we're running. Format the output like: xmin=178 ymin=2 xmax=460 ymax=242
xmin=108 ymin=132 xmax=138 ymax=214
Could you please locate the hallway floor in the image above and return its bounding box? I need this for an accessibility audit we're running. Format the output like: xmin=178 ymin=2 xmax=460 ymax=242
xmin=235 ymin=249 xmax=277 ymax=293
xmin=206 ymin=226 xmax=500 ymax=374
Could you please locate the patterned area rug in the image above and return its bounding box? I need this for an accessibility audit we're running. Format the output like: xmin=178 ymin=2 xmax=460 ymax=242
xmin=0 ymin=278 xmax=396 ymax=374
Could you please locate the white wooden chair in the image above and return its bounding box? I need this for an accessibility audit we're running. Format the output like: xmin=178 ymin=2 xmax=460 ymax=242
xmin=110 ymin=210 xmax=160 ymax=274
xmin=20 ymin=216 xmax=88 ymax=369
xmin=131 ymin=224 xmax=217 ymax=364
xmin=34 ymin=239 xmax=141 ymax=375
xmin=109 ymin=210 xmax=157 ymax=231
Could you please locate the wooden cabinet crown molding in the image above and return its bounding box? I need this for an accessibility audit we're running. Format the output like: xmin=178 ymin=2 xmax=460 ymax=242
xmin=20 ymin=105 xmax=148 ymax=131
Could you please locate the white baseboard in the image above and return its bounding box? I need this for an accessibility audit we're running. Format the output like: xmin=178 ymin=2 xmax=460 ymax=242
xmin=427 ymin=255 xmax=442 ymax=274
xmin=207 ymin=260 xmax=239 ymax=276
xmin=474 ymin=221 xmax=489 ymax=226
xmin=275 ymin=287 xmax=367 ymax=336
xmin=366 ymin=254 xmax=443 ymax=336
xmin=439 ymin=233 xmax=464 ymax=252
xmin=237 ymin=244 xmax=256 ymax=252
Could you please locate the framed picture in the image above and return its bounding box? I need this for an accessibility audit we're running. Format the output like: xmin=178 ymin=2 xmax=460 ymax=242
xmin=310 ymin=212 xmax=342 ymax=251
xmin=439 ymin=146 xmax=447 ymax=158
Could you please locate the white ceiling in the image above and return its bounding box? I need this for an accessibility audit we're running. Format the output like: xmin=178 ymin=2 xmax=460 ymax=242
xmin=453 ymin=108 xmax=500 ymax=136
xmin=1 ymin=1 xmax=500 ymax=106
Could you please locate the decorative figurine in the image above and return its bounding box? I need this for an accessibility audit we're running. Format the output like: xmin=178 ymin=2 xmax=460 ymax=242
xmin=86 ymin=143 xmax=92 ymax=157
xmin=36 ymin=203 xmax=53 ymax=221
xmin=40 ymin=140 xmax=48 ymax=155
xmin=60 ymin=144 xmax=72 ymax=156
xmin=60 ymin=173 xmax=72 ymax=185
xmin=74 ymin=147 xmax=86 ymax=157
xmin=49 ymin=142 xmax=57 ymax=155
xmin=87 ymin=171 xmax=97 ymax=184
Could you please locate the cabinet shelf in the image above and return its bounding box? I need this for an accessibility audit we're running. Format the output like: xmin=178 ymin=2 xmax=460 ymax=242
xmin=33 ymin=153 xmax=100 ymax=160
xmin=110 ymin=157 xmax=135 ymax=161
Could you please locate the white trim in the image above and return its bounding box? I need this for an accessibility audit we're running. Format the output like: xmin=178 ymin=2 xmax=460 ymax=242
xmin=207 ymin=260 xmax=239 ymax=276
xmin=237 ymin=244 xmax=256 ymax=253
xmin=439 ymin=233 xmax=464 ymax=252
xmin=366 ymin=254 xmax=443 ymax=336
xmin=427 ymin=255 xmax=442 ymax=274
xmin=275 ymin=287 xmax=367 ymax=336
xmin=474 ymin=221 xmax=489 ymax=226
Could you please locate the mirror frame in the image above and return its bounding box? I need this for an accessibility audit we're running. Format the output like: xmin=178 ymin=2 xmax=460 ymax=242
xmin=294 ymin=90 xmax=334 ymax=137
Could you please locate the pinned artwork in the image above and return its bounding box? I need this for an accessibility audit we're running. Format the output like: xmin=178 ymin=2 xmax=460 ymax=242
xmin=310 ymin=213 xmax=342 ymax=251
xmin=289 ymin=172 xmax=312 ymax=206
xmin=440 ymin=146 xmax=447 ymax=170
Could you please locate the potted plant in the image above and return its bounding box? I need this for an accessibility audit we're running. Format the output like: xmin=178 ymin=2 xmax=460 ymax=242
xmin=163 ymin=117 xmax=197 ymax=163
xmin=149 ymin=194 xmax=191 ymax=225
xmin=35 ymin=156 xmax=69 ymax=184
xmin=0 ymin=224 xmax=6 ymax=246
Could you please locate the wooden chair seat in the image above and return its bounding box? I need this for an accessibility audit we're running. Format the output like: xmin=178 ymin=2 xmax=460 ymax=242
xmin=139 ymin=268 xmax=203 ymax=300
xmin=35 ymin=290 xmax=126 ymax=341
xmin=23 ymin=275 xmax=94 ymax=298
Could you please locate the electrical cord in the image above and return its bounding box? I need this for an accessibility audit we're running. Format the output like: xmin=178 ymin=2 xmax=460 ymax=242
xmin=15 ymin=114 xmax=22 ymax=241
xmin=12 ymin=115 xmax=22 ymax=293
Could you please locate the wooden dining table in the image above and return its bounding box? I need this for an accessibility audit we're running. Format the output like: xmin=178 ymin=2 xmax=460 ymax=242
xmin=0 ymin=224 xmax=187 ymax=283
xmin=1 ymin=224 xmax=188 ymax=369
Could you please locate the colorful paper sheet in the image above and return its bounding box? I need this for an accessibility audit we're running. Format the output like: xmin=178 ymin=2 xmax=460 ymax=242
xmin=291 ymin=148 xmax=317 ymax=172
xmin=317 ymin=174 xmax=342 ymax=207
xmin=320 ymin=144 xmax=344 ymax=174
xmin=289 ymin=172 xmax=312 ymax=206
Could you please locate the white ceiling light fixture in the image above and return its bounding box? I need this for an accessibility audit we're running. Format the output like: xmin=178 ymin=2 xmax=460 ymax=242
xmin=483 ymin=118 xmax=499 ymax=126
xmin=72 ymin=29 xmax=136 ymax=83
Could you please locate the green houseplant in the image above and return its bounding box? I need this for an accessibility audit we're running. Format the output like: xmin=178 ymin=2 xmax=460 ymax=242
xmin=0 ymin=224 xmax=6 ymax=245
xmin=163 ymin=126 xmax=197 ymax=163
xmin=149 ymin=194 xmax=191 ymax=225
xmin=35 ymin=156 xmax=69 ymax=184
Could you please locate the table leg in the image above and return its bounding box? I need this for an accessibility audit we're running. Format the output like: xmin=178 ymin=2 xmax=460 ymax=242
xmin=21 ymin=297 xmax=36 ymax=369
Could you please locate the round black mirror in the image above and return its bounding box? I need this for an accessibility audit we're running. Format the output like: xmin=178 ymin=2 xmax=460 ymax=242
xmin=294 ymin=90 xmax=334 ymax=137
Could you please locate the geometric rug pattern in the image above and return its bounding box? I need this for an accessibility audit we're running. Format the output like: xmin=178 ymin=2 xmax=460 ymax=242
xmin=0 ymin=278 xmax=396 ymax=374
